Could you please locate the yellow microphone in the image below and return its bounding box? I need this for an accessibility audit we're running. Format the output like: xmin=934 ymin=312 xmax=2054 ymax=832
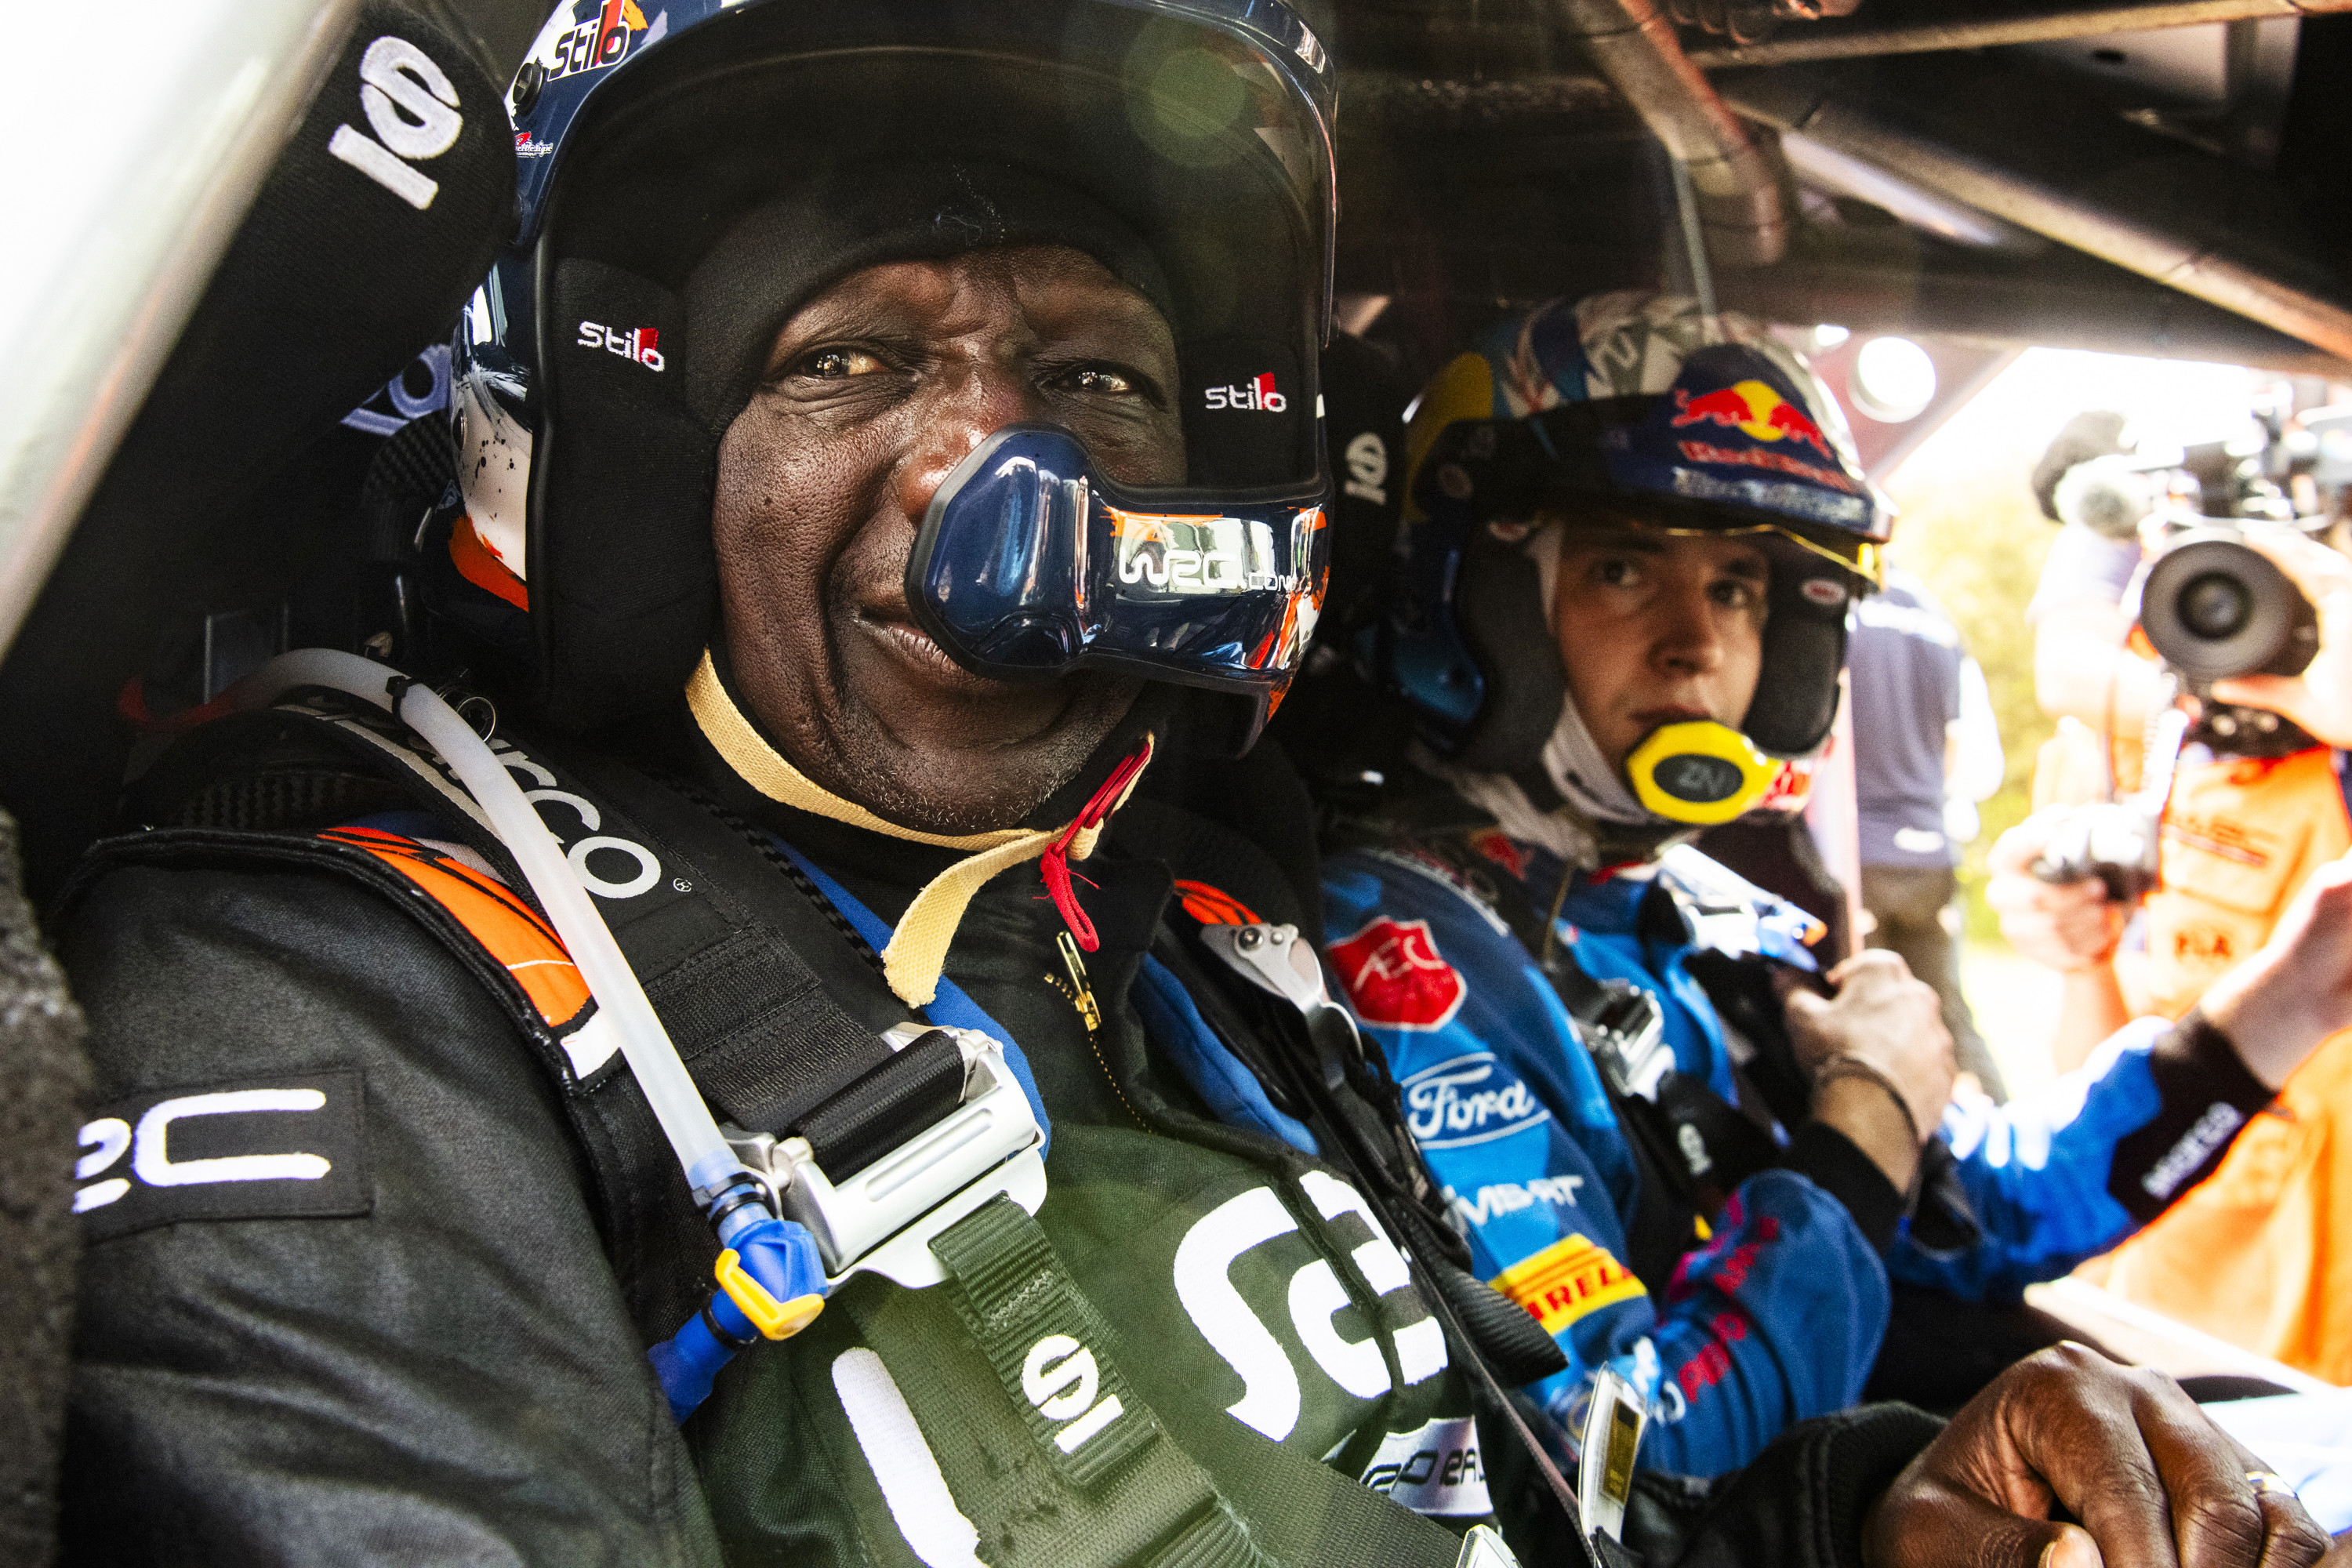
xmin=1624 ymin=720 xmax=1786 ymax=826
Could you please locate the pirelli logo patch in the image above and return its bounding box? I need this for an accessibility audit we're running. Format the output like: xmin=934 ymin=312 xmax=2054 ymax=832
xmin=1490 ymin=1233 xmax=1645 ymax=1336
xmin=72 ymin=1070 xmax=372 ymax=1243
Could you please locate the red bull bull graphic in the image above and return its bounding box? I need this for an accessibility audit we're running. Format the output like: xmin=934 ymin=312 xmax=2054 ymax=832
xmin=1668 ymin=378 xmax=1856 ymax=493
xmin=1671 ymin=379 xmax=1833 ymax=459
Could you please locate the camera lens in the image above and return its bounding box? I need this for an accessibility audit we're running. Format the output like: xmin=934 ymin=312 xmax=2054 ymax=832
xmin=2178 ymin=572 xmax=2252 ymax=640
xmin=2136 ymin=529 xmax=2319 ymax=682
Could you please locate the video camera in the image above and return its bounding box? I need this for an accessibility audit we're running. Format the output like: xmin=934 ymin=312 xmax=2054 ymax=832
xmin=2055 ymin=402 xmax=2336 ymax=753
xmin=2029 ymin=398 xmax=2348 ymax=901
xmin=2134 ymin=520 xmax=2318 ymax=704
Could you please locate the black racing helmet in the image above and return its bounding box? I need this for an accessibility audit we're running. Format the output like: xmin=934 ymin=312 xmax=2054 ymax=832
xmin=448 ymin=0 xmax=1338 ymax=740
xmin=1385 ymin=293 xmax=1890 ymax=814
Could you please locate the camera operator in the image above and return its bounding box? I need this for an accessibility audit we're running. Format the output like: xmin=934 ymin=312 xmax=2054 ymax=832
xmin=2013 ymin=400 xmax=2351 ymax=1058
xmin=1990 ymin=521 xmax=2352 ymax=1381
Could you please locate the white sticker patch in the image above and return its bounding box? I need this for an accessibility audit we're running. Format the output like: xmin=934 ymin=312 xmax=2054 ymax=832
xmin=1357 ymin=1415 xmax=1492 ymax=1518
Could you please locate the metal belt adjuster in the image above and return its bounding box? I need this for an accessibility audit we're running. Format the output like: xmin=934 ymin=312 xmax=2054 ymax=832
xmin=1577 ymin=979 xmax=1671 ymax=1102
xmin=724 ymin=1022 xmax=1047 ymax=1289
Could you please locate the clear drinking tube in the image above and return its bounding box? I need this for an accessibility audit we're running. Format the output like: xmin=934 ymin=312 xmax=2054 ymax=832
xmin=230 ymin=649 xmax=747 ymax=1192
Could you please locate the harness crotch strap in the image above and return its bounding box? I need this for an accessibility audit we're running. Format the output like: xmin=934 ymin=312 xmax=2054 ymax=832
xmin=686 ymin=651 xmax=1153 ymax=1007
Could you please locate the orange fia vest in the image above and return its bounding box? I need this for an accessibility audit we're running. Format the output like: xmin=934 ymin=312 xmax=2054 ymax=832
xmin=2078 ymin=745 xmax=2352 ymax=1381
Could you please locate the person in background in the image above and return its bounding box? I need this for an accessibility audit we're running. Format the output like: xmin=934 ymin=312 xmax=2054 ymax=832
xmin=1849 ymin=567 xmax=2007 ymax=1099
xmin=2016 ymin=406 xmax=2350 ymax=1058
xmin=1992 ymin=525 xmax=2352 ymax=1384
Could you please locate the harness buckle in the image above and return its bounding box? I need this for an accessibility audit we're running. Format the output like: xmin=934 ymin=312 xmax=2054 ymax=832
xmin=725 ymin=1024 xmax=1047 ymax=1290
xmin=1577 ymin=979 xmax=1672 ymax=1102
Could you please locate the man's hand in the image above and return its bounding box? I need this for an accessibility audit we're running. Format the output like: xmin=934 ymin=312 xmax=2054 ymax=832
xmin=2204 ymin=850 xmax=2352 ymax=1088
xmin=1864 ymin=1343 xmax=2329 ymax=1568
xmin=1985 ymin=809 xmax=2127 ymax=972
xmin=1785 ymin=950 xmax=1955 ymax=1189
xmin=2211 ymin=528 xmax=2352 ymax=749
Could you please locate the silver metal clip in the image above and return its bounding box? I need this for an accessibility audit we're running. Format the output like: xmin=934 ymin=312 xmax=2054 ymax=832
xmin=724 ymin=1023 xmax=1045 ymax=1290
xmin=1456 ymin=1524 xmax=1524 ymax=1567
xmin=1579 ymin=980 xmax=1672 ymax=1103
xmin=1200 ymin=923 xmax=1363 ymax=1051
xmin=1201 ymin=922 xmax=1324 ymax=1009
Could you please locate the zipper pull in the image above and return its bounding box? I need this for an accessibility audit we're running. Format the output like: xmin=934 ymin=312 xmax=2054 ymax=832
xmin=1056 ymin=930 xmax=1103 ymax=1034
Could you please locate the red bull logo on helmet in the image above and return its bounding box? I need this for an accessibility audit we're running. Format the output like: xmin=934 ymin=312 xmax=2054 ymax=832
xmin=1664 ymin=373 xmax=1860 ymax=495
xmin=1671 ymin=379 xmax=1834 ymax=459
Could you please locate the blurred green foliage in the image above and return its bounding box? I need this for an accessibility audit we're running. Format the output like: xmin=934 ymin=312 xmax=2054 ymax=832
xmin=1882 ymin=469 xmax=2059 ymax=940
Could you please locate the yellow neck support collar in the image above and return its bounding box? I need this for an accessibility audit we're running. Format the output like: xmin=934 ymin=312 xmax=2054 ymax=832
xmin=1624 ymin=720 xmax=1785 ymax=826
xmin=684 ymin=651 xmax=1151 ymax=1007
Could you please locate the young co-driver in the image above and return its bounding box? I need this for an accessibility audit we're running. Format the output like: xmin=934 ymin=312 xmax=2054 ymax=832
xmin=1327 ymin=292 xmax=2352 ymax=1479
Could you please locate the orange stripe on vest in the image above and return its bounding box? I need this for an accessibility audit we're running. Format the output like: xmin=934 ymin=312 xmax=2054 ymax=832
xmin=320 ymin=827 xmax=590 ymax=1030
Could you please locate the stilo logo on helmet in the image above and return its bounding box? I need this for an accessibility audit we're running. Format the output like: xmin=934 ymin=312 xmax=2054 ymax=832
xmin=1204 ymin=374 xmax=1287 ymax=412
xmin=575 ymin=321 xmax=664 ymax=371
xmin=545 ymin=0 xmax=650 ymax=85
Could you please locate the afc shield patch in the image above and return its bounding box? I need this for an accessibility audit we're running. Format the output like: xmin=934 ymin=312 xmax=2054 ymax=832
xmin=1328 ymin=916 xmax=1467 ymax=1032
xmin=72 ymin=1069 xmax=372 ymax=1243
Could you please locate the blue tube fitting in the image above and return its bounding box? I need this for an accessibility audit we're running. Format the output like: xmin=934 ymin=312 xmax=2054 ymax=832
xmin=728 ymin=1214 xmax=829 ymax=1306
xmin=647 ymin=1213 xmax=829 ymax=1422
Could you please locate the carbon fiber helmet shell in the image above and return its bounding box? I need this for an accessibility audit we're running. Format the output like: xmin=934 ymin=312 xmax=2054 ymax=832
xmin=449 ymin=0 xmax=1338 ymax=735
xmin=1385 ymin=292 xmax=1890 ymax=775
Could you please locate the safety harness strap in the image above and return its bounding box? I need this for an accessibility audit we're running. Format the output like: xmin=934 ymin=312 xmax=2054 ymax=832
xmin=187 ymin=700 xmax=959 ymax=1133
xmin=111 ymin=699 xmax=1486 ymax=1568
xmin=894 ymin=1193 xmax=1472 ymax=1568
xmin=930 ymin=1196 xmax=1159 ymax=1488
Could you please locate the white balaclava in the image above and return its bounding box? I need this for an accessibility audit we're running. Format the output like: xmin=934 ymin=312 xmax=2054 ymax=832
xmin=1414 ymin=523 xmax=1676 ymax=869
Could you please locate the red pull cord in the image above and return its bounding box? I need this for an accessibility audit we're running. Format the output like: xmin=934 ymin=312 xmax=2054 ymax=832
xmin=1041 ymin=742 xmax=1152 ymax=952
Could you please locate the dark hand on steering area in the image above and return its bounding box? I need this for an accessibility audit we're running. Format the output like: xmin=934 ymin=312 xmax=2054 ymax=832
xmin=1864 ymin=1343 xmax=2332 ymax=1568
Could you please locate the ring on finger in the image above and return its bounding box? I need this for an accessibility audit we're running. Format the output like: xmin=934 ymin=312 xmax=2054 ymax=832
xmin=2245 ymin=1470 xmax=2295 ymax=1497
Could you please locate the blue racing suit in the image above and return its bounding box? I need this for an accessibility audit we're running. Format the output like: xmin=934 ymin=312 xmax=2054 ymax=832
xmin=1323 ymin=826 xmax=2278 ymax=1478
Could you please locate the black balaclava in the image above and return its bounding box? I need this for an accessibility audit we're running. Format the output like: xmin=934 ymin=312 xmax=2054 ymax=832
xmin=679 ymin=160 xmax=1188 ymax=837
xmin=681 ymin=161 xmax=1176 ymax=436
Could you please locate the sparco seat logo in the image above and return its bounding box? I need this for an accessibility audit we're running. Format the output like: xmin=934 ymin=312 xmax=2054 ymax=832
xmin=1205 ymin=373 xmax=1287 ymax=412
xmin=1342 ymin=430 xmax=1388 ymax=504
xmin=328 ymin=36 xmax=464 ymax=212
xmin=1328 ymin=916 xmax=1466 ymax=1031
xmin=1021 ymin=1335 xmax=1127 ymax=1454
